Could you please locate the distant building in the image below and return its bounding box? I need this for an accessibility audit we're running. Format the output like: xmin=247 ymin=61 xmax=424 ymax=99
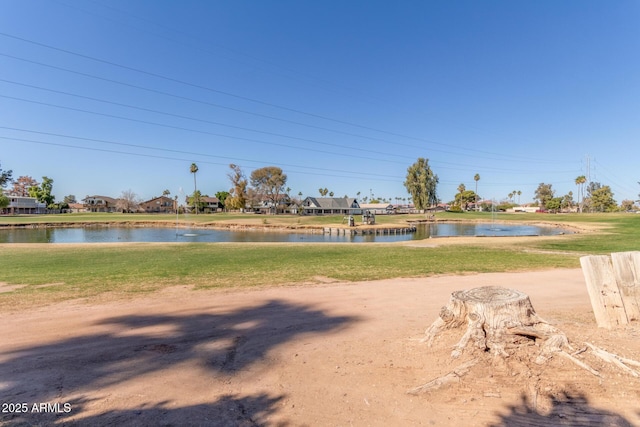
xmin=140 ymin=196 xmax=175 ymax=213
xmin=201 ymin=196 xmax=220 ymax=213
xmin=66 ymin=203 xmax=86 ymax=213
xmin=302 ymin=197 xmax=361 ymax=215
xmin=5 ymin=196 xmax=46 ymax=214
xmin=359 ymin=203 xmax=394 ymax=215
xmin=249 ymin=194 xmax=292 ymax=214
xmin=83 ymin=196 xmax=118 ymax=213
xmin=184 ymin=196 xmax=220 ymax=213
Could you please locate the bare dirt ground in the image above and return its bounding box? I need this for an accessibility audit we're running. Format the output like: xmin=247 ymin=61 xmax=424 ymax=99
xmin=1 ymin=269 xmax=639 ymax=426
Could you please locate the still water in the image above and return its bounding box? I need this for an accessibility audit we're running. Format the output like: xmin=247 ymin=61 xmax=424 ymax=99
xmin=0 ymin=223 xmax=566 ymax=244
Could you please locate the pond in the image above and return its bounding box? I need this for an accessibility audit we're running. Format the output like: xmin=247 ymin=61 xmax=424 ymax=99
xmin=0 ymin=222 xmax=567 ymax=244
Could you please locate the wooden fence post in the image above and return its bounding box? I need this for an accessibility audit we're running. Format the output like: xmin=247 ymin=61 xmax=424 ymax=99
xmin=580 ymin=255 xmax=628 ymax=329
xmin=611 ymin=251 xmax=640 ymax=321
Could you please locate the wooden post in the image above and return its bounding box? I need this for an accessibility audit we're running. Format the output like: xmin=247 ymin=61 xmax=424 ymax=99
xmin=611 ymin=251 xmax=640 ymax=321
xmin=580 ymin=255 xmax=628 ymax=329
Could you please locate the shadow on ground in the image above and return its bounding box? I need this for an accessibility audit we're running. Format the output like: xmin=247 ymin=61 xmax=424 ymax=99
xmin=0 ymin=299 xmax=356 ymax=425
xmin=491 ymin=390 xmax=635 ymax=427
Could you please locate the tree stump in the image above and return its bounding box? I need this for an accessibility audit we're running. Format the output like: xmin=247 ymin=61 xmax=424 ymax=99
xmin=424 ymin=286 xmax=565 ymax=359
xmin=411 ymin=286 xmax=640 ymax=394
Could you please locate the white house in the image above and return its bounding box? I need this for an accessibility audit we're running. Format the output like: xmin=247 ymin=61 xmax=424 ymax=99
xmin=359 ymin=203 xmax=394 ymax=215
xmin=6 ymin=196 xmax=47 ymax=214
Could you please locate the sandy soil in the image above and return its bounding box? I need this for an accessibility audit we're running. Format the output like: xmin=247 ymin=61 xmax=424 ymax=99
xmin=1 ymin=269 xmax=639 ymax=426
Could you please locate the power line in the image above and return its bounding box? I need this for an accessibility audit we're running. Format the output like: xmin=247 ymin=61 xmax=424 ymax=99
xmin=0 ymin=127 xmax=404 ymax=180
xmin=0 ymin=94 xmax=410 ymax=165
xmin=0 ymin=78 xmax=416 ymax=161
xmin=0 ymin=136 xmax=405 ymax=183
xmin=0 ymin=31 xmax=561 ymax=163
xmin=0 ymin=51 xmax=565 ymax=165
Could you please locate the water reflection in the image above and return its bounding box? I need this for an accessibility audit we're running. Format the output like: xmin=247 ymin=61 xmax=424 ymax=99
xmin=0 ymin=222 xmax=566 ymax=244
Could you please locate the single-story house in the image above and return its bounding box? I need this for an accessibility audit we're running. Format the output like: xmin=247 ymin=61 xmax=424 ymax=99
xmin=302 ymin=197 xmax=361 ymax=215
xmin=508 ymin=205 xmax=540 ymax=213
xmin=359 ymin=203 xmax=394 ymax=215
xmin=65 ymin=203 xmax=86 ymax=213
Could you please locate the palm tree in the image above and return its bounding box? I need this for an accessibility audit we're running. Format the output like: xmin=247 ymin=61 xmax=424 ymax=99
xmin=575 ymin=175 xmax=586 ymax=213
xmin=190 ymin=163 xmax=199 ymax=214
xmin=457 ymin=183 xmax=466 ymax=207
xmin=473 ymin=174 xmax=480 ymax=211
xmin=517 ymin=190 xmax=522 ymax=205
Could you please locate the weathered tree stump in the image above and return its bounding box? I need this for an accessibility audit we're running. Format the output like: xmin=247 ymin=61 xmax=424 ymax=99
xmin=424 ymin=286 xmax=564 ymax=359
xmin=411 ymin=286 xmax=640 ymax=394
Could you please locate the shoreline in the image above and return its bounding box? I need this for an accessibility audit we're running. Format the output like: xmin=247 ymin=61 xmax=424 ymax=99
xmin=0 ymin=217 xmax=584 ymax=234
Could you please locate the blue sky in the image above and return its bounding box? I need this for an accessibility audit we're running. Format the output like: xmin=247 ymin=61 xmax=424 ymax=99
xmin=1 ymin=0 xmax=638 ymax=205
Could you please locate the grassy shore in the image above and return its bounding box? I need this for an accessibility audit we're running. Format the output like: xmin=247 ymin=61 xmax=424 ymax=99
xmin=1 ymin=212 xmax=638 ymax=309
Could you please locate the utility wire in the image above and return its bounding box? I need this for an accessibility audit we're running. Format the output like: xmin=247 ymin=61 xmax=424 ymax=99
xmin=0 ymin=78 xmax=415 ymax=161
xmin=0 ymin=136 xmax=404 ymax=183
xmin=0 ymin=94 xmax=408 ymax=165
xmin=0 ymin=31 xmax=561 ymax=163
xmin=2 ymin=93 xmax=575 ymax=176
xmin=0 ymin=126 xmax=403 ymax=180
xmin=0 ymin=52 xmax=564 ymax=164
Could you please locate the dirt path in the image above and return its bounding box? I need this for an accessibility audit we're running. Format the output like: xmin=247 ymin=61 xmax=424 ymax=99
xmin=1 ymin=269 xmax=639 ymax=426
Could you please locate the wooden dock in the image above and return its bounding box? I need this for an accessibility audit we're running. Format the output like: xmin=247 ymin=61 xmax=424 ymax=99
xmin=323 ymin=226 xmax=416 ymax=236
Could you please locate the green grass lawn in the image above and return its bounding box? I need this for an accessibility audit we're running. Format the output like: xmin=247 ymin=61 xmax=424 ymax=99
xmin=1 ymin=212 xmax=638 ymax=309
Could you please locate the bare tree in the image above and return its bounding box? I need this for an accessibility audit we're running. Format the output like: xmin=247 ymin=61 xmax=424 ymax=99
xmin=116 ymin=189 xmax=141 ymax=213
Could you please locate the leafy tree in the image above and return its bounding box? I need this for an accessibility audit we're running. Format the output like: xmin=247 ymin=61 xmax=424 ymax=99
xmin=162 ymin=189 xmax=171 ymax=197
xmin=0 ymin=193 xmax=8 ymax=211
xmin=12 ymin=176 xmax=39 ymax=197
xmin=590 ymin=185 xmax=616 ymax=212
xmin=116 ymin=189 xmax=140 ymax=213
xmin=545 ymin=197 xmax=563 ymax=213
xmin=453 ymin=190 xmax=479 ymax=210
xmin=404 ymin=158 xmax=438 ymax=211
xmin=0 ymin=162 xmax=11 ymax=212
xmin=227 ymin=164 xmax=248 ymax=211
xmin=534 ymin=183 xmax=555 ymax=210
xmin=28 ymin=176 xmax=56 ymax=208
xmin=0 ymin=162 xmax=13 ymax=189
xmin=329 ymin=191 xmax=334 ymax=197
xmin=190 ymin=163 xmax=199 ymax=214
xmin=215 ymin=191 xmax=230 ymax=210
xmin=250 ymin=166 xmax=287 ymax=214
xmin=187 ymin=190 xmax=207 ymax=213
